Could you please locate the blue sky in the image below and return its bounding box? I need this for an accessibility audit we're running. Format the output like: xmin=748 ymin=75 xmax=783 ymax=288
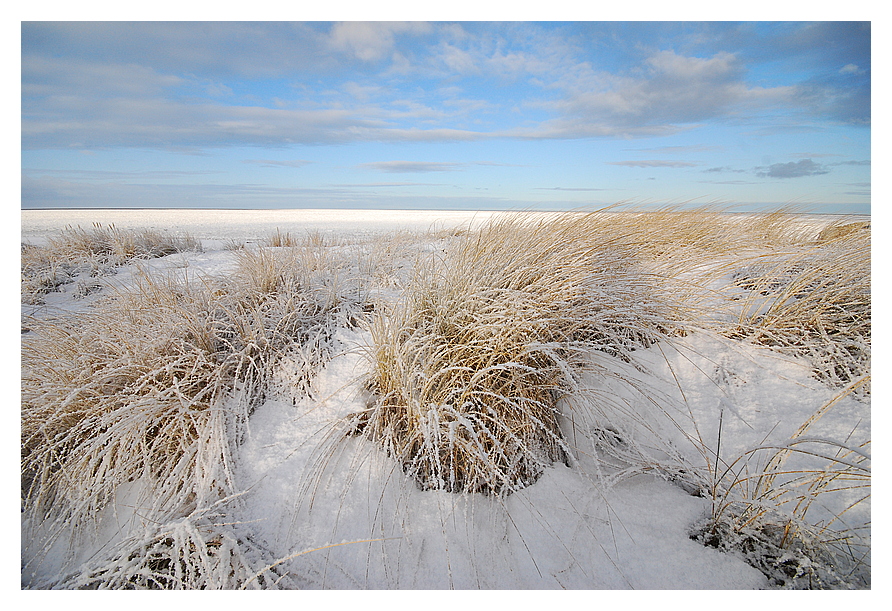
xmin=21 ymin=20 xmax=871 ymax=212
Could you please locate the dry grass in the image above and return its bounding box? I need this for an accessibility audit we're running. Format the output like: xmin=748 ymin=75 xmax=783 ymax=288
xmin=54 ymin=498 xmax=292 ymax=590
xmin=263 ymin=228 xmax=336 ymax=249
xmin=263 ymin=228 xmax=300 ymax=248
xmin=349 ymin=212 xmax=689 ymax=494
xmin=21 ymin=223 xmax=200 ymax=304
xmin=690 ymin=376 xmax=871 ymax=588
xmin=23 ymin=272 xmax=261 ymax=534
xmin=596 ymin=208 xmax=870 ymax=392
xmin=567 ymin=206 xmax=815 ymax=261
xmin=724 ymin=226 xmax=870 ymax=390
xmin=348 ymin=209 xmax=822 ymax=498
xmin=22 ymin=242 xmax=370 ymax=586
xmin=342 ymin=208 xmax=869 ymax=585
xmin=45 ymin=223 xmax=201 ymax=261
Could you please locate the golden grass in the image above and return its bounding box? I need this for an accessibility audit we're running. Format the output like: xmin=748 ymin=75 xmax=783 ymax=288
xmin=350 ymin=211 xmax=691 ymax=494
xmin=726 ymin=226 xmax=870 ymax=389
xmin=263 ymin=228 xmax=300 ymax=248
xmin=21 ymin=223 xmax=200 ymax=304
xmin=23 ymin=272 xmax=256 ymax=534
xmin=262 ymin=228 xmax=336 ymax=249
xmin=691 ymin=376 xmax=871 ymax=587
xmin=47 ymin=223 xmax=200 ymax=260
xmin=22 ymin=244 xmax=370 ymax=581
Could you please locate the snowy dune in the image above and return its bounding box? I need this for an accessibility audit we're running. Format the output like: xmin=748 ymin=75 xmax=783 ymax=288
xmin=21 ymin=208 xmax=870 ymax=590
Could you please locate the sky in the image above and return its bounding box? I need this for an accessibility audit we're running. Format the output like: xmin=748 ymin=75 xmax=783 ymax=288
xmin=20 ymin=19 xmax=872 ymax=213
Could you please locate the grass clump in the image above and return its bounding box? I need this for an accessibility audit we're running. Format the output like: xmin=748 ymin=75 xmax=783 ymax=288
xmin=726 ymin=226 xmax=870 ymax=391
xmin=350 ymin=212 xmax=685 ymax=495
xmin=21 ymin=208 xmax=869 ymax=588
xmin=21 ymin=223 xmax=200 ymax=304
xmin=264 ymin=228 xmax=300 ymax=248
xmin=21 ymin=244 xmax=369 ymax=587
xmin=23 ymin=272 xmax=269 ymax=534
xmin=56 ymin=499 xmax=292 ymax=590
xmin=689 ymin=377 xmax=871 ymax=588
xmin=45 ymin=222 xmax=201 ymax=261
xmin=263 ymin=228 xmax=336 ymax=249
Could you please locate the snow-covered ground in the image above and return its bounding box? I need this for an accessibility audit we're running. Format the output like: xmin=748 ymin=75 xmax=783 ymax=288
xmin=20 ymin=209 xmax=871 ymax=590
xmin=21 ymin=208 xmax=502 ymax=248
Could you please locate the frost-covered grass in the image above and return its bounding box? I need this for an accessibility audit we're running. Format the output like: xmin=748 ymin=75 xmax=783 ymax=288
xmin=21 ymin=223 xmax=200 ymax=305
xmin=689 ymin=378 xmax=871 ymax=588
xmin=349 ymin=213 xmax=687 ymax=495
xmin=725 ymin=229 xmax=871 ymax=390
xmin=20 ymin=208 xmax=870 ymax=589
xmin=21 ymin=240 xmax=370 ymax=587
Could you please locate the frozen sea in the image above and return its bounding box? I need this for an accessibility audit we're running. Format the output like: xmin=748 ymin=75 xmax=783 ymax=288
xmin=20 ymin=208 xmax=505 ymax=246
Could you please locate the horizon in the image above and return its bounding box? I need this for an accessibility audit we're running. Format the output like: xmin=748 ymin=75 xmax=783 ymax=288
xmin=21 ymin=21 xmax=871 ymax=214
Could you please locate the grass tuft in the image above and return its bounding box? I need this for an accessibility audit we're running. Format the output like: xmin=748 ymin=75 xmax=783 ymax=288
xmin=689 ymin=377 xmax=871 ymax=587
xmin=55 ymin=498 xmax=292 ymax=590
xmin=22 ymin=241 xmax=370 ymax=584
xmin=21 ymin=223 xmax=200 ymax=304
xmin=725 ymin=226 xmax=870 ymax=391
xmin=350 ymin=212 xmax=686 ymax=494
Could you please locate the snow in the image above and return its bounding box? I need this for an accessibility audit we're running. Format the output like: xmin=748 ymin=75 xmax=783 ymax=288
xmin=20 ymin=209 xmax=871 ymax=590
xmin=232 ymin=327 xmax=770 ymax=589
xmin=21 ymin=208 xmax=502 ymax=249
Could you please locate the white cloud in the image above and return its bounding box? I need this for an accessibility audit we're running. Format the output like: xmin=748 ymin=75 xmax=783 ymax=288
xmin=21 ymin=23 xmax=865 ymax=151
xmin=383 ymin=99 xmax=446 ymax=121
xmin=613 ymin=51 xmax=785 ymax=121
xmin=417 ymin=22 xmax=576 ymax=82
xmin=23 ymin=56 xmax=183 ymax=98
xmin=342 ymin=81 xmax=386 ymax=102
xmin=439 ymin=44 xmax=479 ymax=74
xmin=645 ymin=50 xmax=741 ymax=81
xmin=328 ymin=22 xmax=432 ymax=62
xmin=358 ymin=160 xmax=529 ymax=173
xmin=487 ymin=51 xmax=546 ymax=76
xmin=519 ymin=50 xmax=797 ymax=139
xmin=22 ymin=94 xmax=392 ymax=149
